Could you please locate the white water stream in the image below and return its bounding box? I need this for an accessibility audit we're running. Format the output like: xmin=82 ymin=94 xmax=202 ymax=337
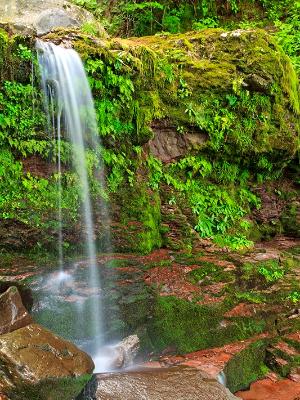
xmin=37 ymin=40 xmax=109 ymax=371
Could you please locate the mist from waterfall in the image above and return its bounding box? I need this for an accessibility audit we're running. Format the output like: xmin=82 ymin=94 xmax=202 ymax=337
xmin=36 ymin=40 xmax=109 ymax=370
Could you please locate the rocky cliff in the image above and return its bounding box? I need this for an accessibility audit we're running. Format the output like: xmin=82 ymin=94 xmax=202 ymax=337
xmin=0 ymin=19 xmax=299 ymax=255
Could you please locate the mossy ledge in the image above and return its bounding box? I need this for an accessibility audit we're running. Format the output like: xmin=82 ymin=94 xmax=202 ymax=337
xmin=0 ymin=27 xmax=299 ymax=253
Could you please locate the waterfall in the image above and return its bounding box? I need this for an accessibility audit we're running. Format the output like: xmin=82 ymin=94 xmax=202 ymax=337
xmin=36 ymin=40 xmax=107 ymax=370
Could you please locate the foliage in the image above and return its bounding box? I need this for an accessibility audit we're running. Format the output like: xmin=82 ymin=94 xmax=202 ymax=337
xmin=235 ymin=291 xmax=266 ymax=304
xmin=287 ymin=291 xmax=300 ymax=304
xmin=147 ymin=153 xmax=259 ymax=246
xmin=0 ymin=81 xmax=45 ymax=152
xmin=258 ymin=260 xmax=285 ymax=283
xmin=275 ymin=2 xmax=300 ymax=72
xmin=0 ymin=24 xmax=299 ymax=253
xmin=17 ymin=44 xmax=32 ymax=61
xmin=73 ymin=0 xmax=299 ymax=39
xmin=0 ymin=149 xmax=80 ymax=227
xmin=213 ymin=234 xmax=253 ymax=250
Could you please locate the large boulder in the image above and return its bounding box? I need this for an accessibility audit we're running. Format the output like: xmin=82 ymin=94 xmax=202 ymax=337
xmin=0 ymin=323 xmax=94 ymax=399
xmin=77 ymin=366 xmax=240 ymax=400
xmin=0 ymin=286 xmax=33 ymax=335
xmin=0 ymin=0 xmax=107 ymax=36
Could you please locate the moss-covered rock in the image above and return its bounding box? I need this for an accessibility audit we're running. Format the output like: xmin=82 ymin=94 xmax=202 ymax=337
xmin=111 ymin=183 xmax=162 ymax=253
xmin=281 ymin=201 xmax=300 ymax=237
xmin=147 ymin=295 xmax=266 ymax=354
xmin=224 ymin=339 xmax=269 ymax=393
xmin=0 ymin=26 xmax=299 ymax=253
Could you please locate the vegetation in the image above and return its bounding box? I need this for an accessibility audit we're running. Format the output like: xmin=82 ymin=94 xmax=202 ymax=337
xmin=0 ymin=5 xmax=299 ymax=399
xmin=148 ymin=295 xmax=266 ymax=353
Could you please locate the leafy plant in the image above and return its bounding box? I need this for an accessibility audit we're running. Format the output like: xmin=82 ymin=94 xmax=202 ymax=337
xmin=287 ymin=291 xmax=300 ymax=304
xmin=17 ymin=44 xmax=32 ymax=61
xmin=236 ymin=291 xmax=266 ymax=304
xmin=258 ymin=260 xmax=285 ymax=283
xmin=214 ymin=234 xmax=253 ymax=250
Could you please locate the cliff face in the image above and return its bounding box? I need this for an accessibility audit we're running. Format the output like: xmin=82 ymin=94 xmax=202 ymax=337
xmin=0 ymin=26 xmax=299 ymax=254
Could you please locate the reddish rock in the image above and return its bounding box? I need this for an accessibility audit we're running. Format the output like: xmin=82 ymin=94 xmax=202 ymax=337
xmin=289 ymin=370 xmax=300 ymax=383
xmin=285 ymin=332 xmax=300 ymax=343
xmin=145 ymin=334 xmax=269 ymax=380
xmin=0 ymin=323 xmax=94 ymax=395
xmin=273 ymin=341 xmax=298 ymax=357
xmin=144 ymin=259 xmax=231 ymax=304
xmin=0 ymin=286 xmax=33 ymax=335
xmin=144 ymin=263 xmax=200 ymax=301
xmin=236 ymin=378 xmax=300 ymax=400
xmin=224 ymin=303 xmax=258 ymax=318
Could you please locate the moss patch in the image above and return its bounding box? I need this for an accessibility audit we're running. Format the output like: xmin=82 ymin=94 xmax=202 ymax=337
xmin=224 ymin=339 xmax=269 ymax=392
xmin=147 ymin=295 xmax=266 ymax=353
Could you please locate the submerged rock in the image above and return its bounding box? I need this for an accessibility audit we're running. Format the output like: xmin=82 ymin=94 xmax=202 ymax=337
xmin=77 ymin=366 xmax=240 ymax=400
xmin=0 ymin=286 xmax=33 ymax=335
xmin=0 ymin=323 xmax=94 ymax=399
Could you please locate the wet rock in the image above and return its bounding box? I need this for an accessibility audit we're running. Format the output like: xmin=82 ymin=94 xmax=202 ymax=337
xmin=0 ymin=323 xmax=94 ymax=398
xmin=0 ymin=0 xmax=107 ymax=37
xmin=0 ymin=278 xmax=33 ymax=312
xmin=236 ymin=377 xmax=300 ymax=400
xmin=112 ymin=335 xmax=140 ymax=369
xmin=148 ymin=335 xmax=269 ymax=393
xmin=77 ymin=366 xmax=240 ymax=400
xmin=0 ymin=286 xmax=33 ymax=335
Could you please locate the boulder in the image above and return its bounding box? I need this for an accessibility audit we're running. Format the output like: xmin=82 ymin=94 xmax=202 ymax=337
xmin=0 ymin=323 xmax=94 ymax=399
xmin=0 ymin=0 xmax=107 ymax=36
xmin=0 ymin=286 xmax=33 ymax=335
xmin=112 ymin=335 xmax=140 ymax=369
xmin=77 ymin=366 xmax=240 ymax=400
xmin=0 ymin=279 xmax=33 ymax=312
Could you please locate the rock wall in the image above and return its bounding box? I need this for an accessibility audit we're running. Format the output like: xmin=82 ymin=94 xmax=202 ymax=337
xmin=0 ymin=26 xmax=299 ymax=254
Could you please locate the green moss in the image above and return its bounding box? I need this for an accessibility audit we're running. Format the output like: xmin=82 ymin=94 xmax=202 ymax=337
xmin=112 ymin=184 xmax=162 ymax=254
xmin=148 ymin=295 xmax=266 ymax=353
xmin=188 ymin=262 xmax=234 ymax=285
xmin=281 ymin=201 xmax=300 ymax=237
xmin=224 ymin=339 xmax=269 ymax=392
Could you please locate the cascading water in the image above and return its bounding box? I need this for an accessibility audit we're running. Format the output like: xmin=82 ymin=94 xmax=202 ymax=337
xmin=36 ymin=40 xmax=109 ymax=371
